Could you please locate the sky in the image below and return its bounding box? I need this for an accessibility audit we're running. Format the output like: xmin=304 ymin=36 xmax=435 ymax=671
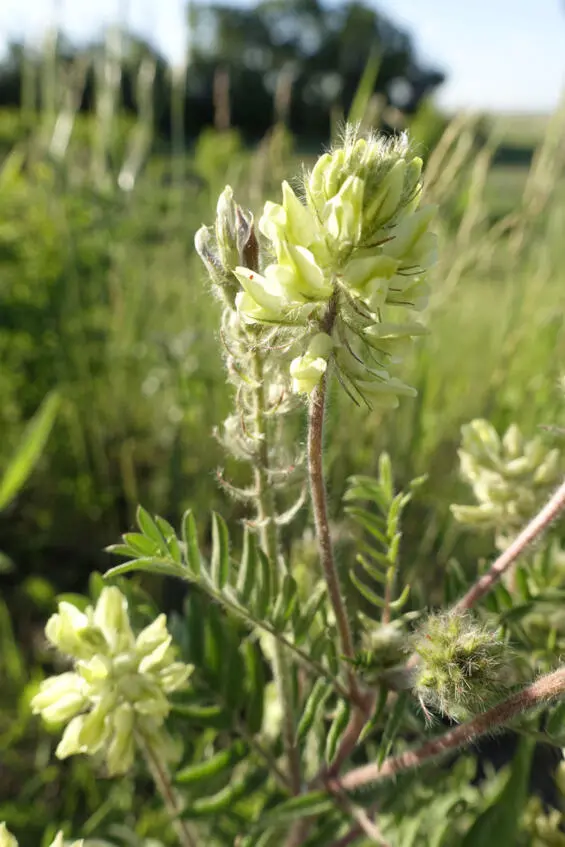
xmin=0 ymin=0 xmax=563 ymax=113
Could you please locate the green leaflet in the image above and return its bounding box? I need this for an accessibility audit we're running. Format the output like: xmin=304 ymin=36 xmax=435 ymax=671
xmin=176 ymin=740 xmax=248 ymax=785
xmin=0 ymin=391 xmax=59 ymax=512
xmin=211 ymin=511 xmax=230 ymax=589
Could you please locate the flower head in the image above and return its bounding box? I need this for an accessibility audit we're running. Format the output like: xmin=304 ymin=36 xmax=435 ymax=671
xmin=195 ymin=127 xmax=436 ymax=404
xmin=451 ymin=419 xmax=562 ymax=549
xmin=31 ymin=587 xmax=192 ymax=775
xmin=231 ymin=128 xmax=436 ymax=401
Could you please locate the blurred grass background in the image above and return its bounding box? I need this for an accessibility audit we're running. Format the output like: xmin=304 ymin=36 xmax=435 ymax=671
xmin=0 ymin=14 xmax=564 ymax=844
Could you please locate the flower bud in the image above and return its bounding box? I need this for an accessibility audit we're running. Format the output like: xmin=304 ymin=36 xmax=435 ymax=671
xmin=31 ymin=673 xmax=87 ymax=724
xmin=94 ymin=587 xmax=134 ymax=652
xmin=502 ymin=423 xmax=524 ymax=459
xmin=290 ymin=333 xmax=333 ymax=395
xmin=323 ymin=175 xmax=364 ymax=248
xmin=534 ymin=448 xmax=561 ymax=484
xmin=135 ymin=614 xmax=170 ymax=657
xmin=45 ymin=603 xmax=105 ymax=660
xmin=195 ymin=185 xmax=258 ymax=307
xmin=56 ymin=714 xmax=87 ymax=759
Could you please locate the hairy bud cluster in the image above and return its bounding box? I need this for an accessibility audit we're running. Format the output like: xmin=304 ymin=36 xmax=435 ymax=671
xmin=410 ymin=611 xmax=510 ymax=721
xmin=195 ymin=185 xmax=258 ymax=309
xmin=196 ymin=187 xmax=306 ymax=515
xmin=0 ymin=825 xmax=81 ymax=847
xmin=196 ymin=128 xmax=436 ymax=404
xmin=451 ymin=419 xmax=562 ymax=549
xmin=31 ymin=587 xmax=192 ymax=775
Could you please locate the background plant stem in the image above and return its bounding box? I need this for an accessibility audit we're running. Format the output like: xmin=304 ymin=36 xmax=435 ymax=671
xmin=455 ymin=477 xmax=565 ymax=611
xmin=137 ymin=732 xmax=197 ymax=847
xmin=251 ymin=348 xmax=302 ymax=795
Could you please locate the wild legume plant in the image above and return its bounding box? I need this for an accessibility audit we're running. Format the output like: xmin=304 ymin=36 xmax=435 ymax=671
xmin=9 ymin=126 xmax=565 ymax=847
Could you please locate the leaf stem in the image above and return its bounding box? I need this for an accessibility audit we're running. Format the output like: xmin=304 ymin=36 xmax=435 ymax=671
xmin=137 ymin=732 xmax=197 ymax=847
xmin=331 ymin=665 xmax=565 ymax=793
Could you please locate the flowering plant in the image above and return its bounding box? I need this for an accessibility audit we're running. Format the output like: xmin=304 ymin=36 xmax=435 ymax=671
xmin=15 ymin=126 xmax=565 ymax=847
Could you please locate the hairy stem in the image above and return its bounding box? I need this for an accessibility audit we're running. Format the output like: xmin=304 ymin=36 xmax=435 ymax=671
xmin=455 ymin=478 xmax=565 ymax=612
xmin=308 ymin=372 xmax=360 ymax=703
xmin=331 ymin=665 xmax=565 ymax=793
xmin=251 ymin=349 xmax=302 ymax=795
xmin=137 ymin=732 xmax=197 ymax=847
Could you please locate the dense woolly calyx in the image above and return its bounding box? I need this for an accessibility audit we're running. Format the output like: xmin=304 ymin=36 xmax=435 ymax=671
xmin=411 ymin=611 xmax=510 ymax=721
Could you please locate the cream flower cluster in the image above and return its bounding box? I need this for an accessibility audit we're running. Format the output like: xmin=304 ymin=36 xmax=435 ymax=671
xmin=231 ymin=131 xmax=437 ymax=400
xmin=0 ymin=825 xmax=81 ymax=847
xmin=451 ymin=419 xmax=562 ymax=548
xmin=31 ymin=587 xmax=192 ymax=775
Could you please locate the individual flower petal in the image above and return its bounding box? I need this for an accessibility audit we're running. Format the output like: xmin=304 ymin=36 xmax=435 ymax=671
xmin=158 ymin=661 xmax=193 ymax=693
xmin=56 ymin=715 xmax=87 ymax=759
xmin=278 ymin=243 xmax=333 ymax=300
xmin=281 ymin=181 xmax=318 ymax=246
xmin=323 ymin=175 xmax=364 ymax=247
xmin=76 ymin=654 xmax=110 ymax=685
xmin=138 ymin=636 xmax=173 ymax=674
xmin=31 ymin=673 xmax=87 ymax=723
xmin=135 ymin=614 xmax=170 ymax=657
xmin=259 ymin=200 xmax=287 ymax=244
xmin=290 ymin=353 xmax=328 ymax=395
xmin=233 ymin=267 xmax=289 ymax=320
xmin=45 ymin=604 xmax=105 ymax=660
xmin=106 ymin=704 xmax=135 ymax=776
xmin=307 ymin=151 xmax=333 ymax=207
xmin=94 ymin=587 xmax=134 ymax=653
xmin=502 ymin=423 xmax=524 ymax=460
xmin=77 ymin=697 xmax=112 ymax=753
xmin=261 ymin=182 xmax=319 ymax=252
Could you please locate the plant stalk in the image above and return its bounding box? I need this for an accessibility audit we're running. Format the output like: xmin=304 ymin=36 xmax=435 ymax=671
xmin=307 ymin=372 xmax=360 ymax=703
xmin=455 ymin=477 xmax=565 ymax=612
xmin=331 ymin=665 xmax=565 ymax=793
xmin=251 ymin=349 xmax=302 ymax=795
xmin=137 ymin=732 xmax=197 ymax=847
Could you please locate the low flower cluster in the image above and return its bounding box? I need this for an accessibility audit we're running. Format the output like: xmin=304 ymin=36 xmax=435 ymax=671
xmin=451 ymin=419 xmax=562 ymax=549
xmin=31 ymin=587 xmax=192 ymax=775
